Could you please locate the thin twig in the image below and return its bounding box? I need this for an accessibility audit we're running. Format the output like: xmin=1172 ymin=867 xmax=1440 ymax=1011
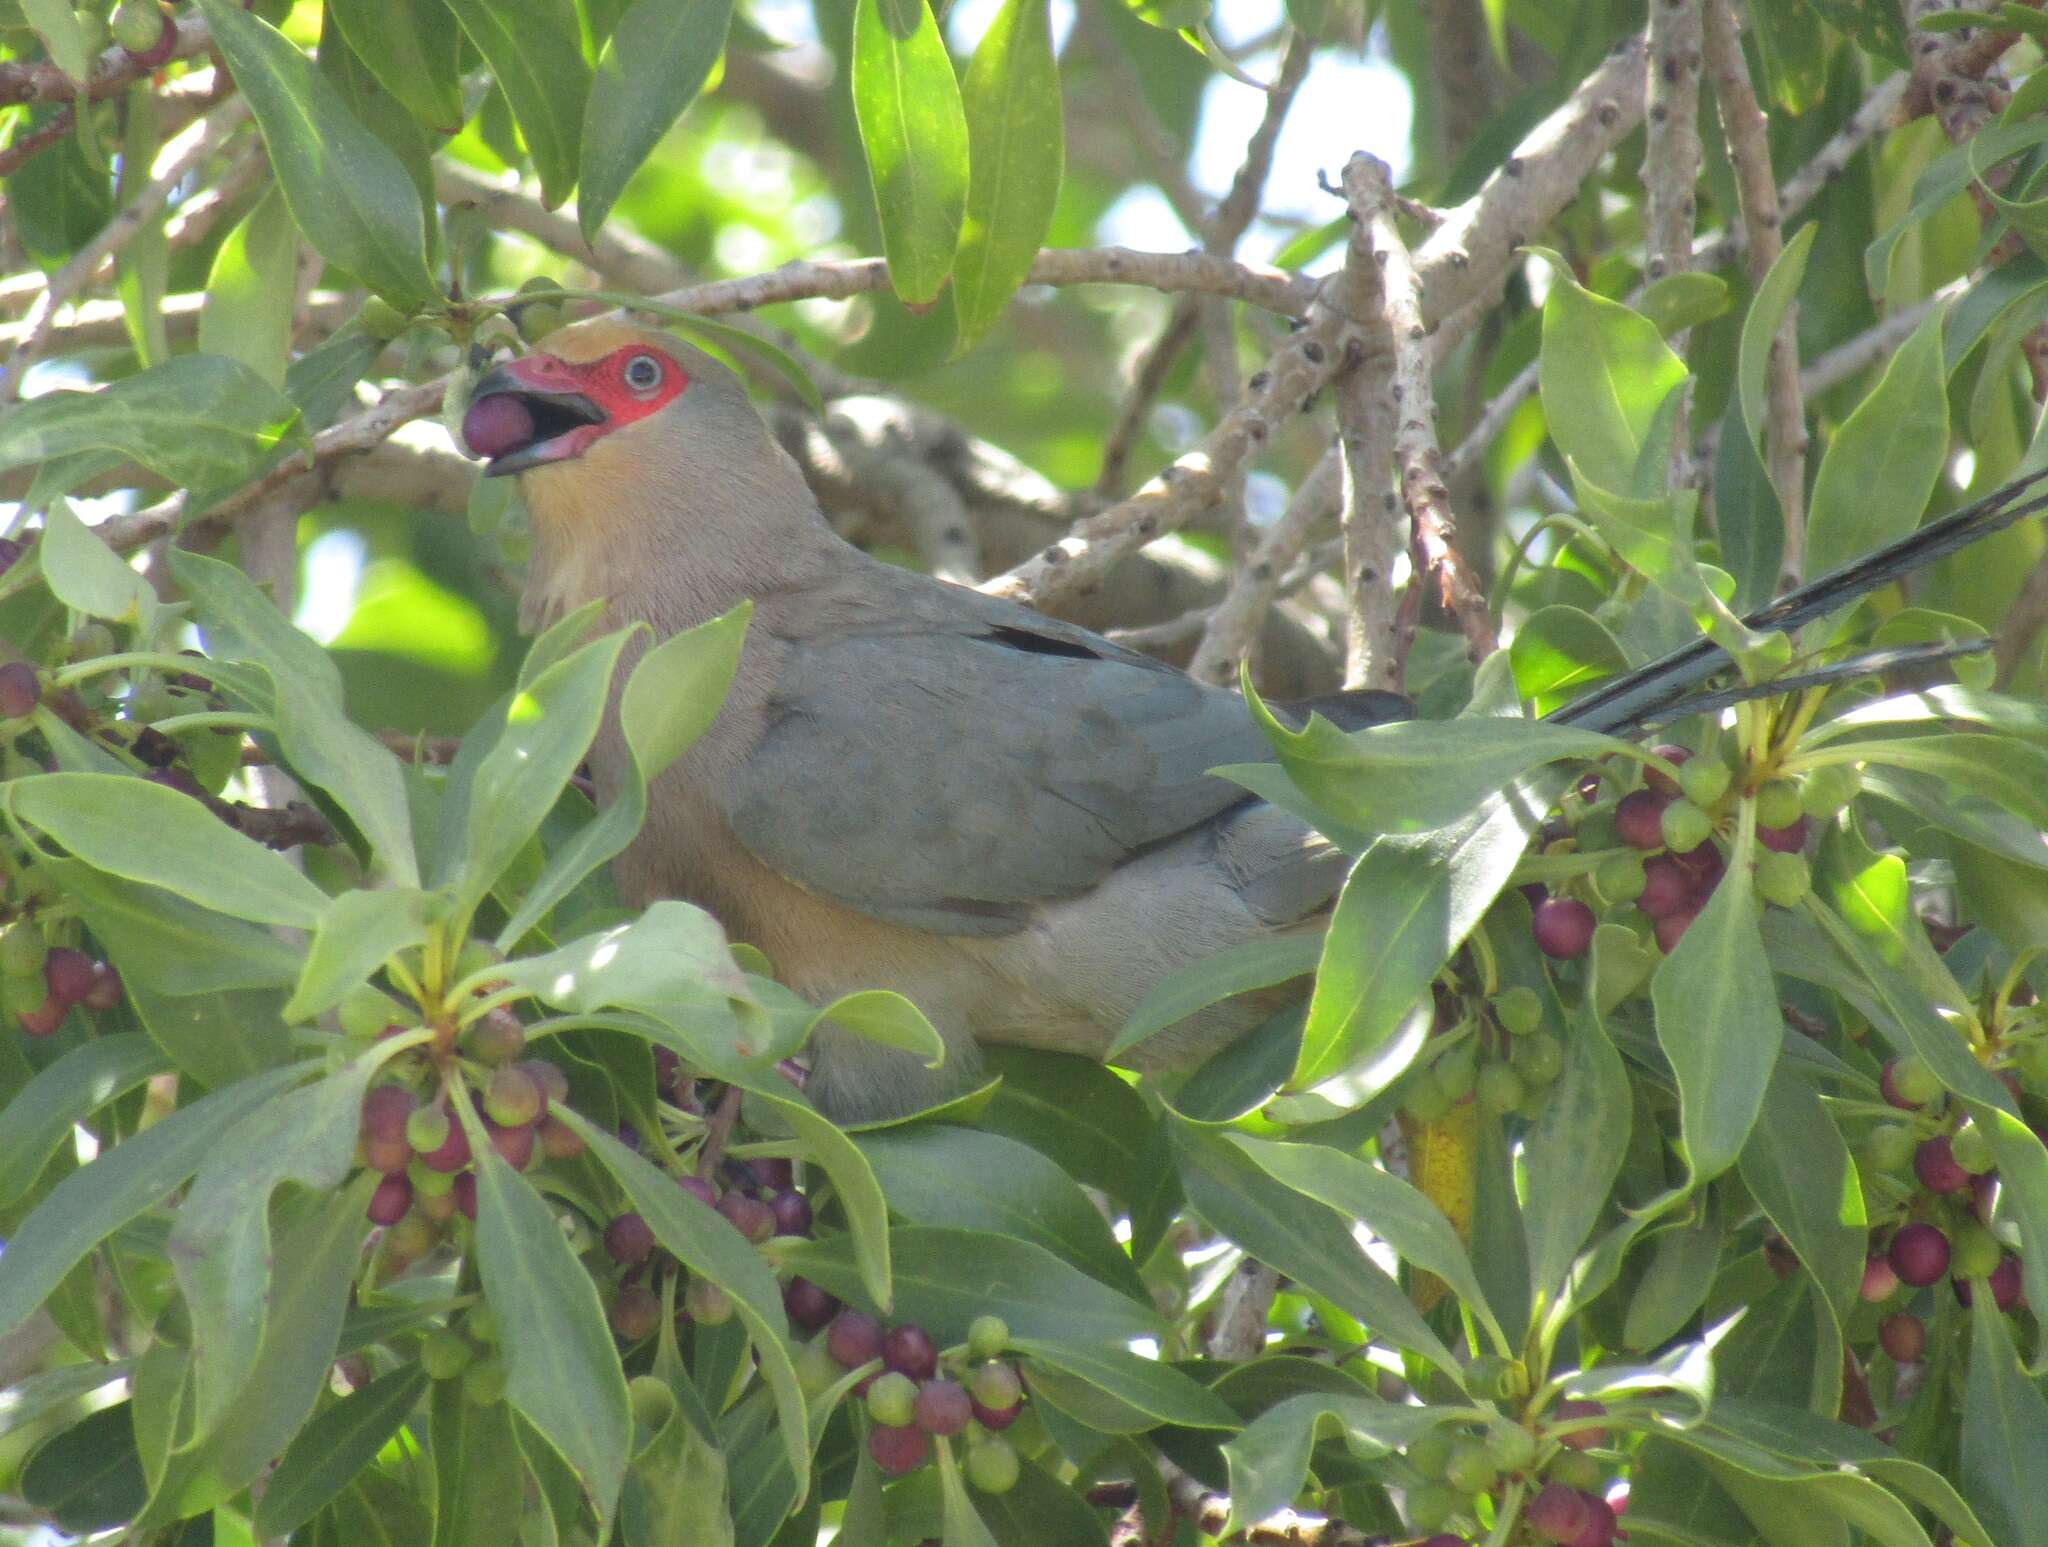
xmin=1095 ymin=299 xmax=1201 ymax=495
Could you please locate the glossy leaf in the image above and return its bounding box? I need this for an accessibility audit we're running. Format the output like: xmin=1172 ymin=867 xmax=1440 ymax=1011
xmin=22 ymin=0 xmax=94 ymax=83
xmin=1111 ymin=934 xmax=1320 ymax=1059
xmin=283 ymin=887 xmax=432 ymax=1023
xmin=326 ymin=0 xmax=464 ymax=130
xmin=852 ymin=0 xmax=970 ymax=304
xmin=443 ymin=0 xmax=591 ymax=208
xmin=198 ymin=0 xmax=438 ymax=310
xmin=1010 ymin=1339 xmax=1235 ymax=1429
xmin=804 ymin=989 xmax=947 ymax=1068
xmin=952 ymin=0 xmax=1062 ymax=348
xmin=1221 ymin=1394 xmax=1443 ymax=1535
xmin=580 ymin=0 xmax=735 ymax=239
xmin=1538 ymin=254 xmax=1690 ymax=493
xmin=1508 ymin=604 xmax=1628 ymax=713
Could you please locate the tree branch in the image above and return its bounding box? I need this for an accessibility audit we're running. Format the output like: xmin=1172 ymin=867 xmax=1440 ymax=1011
xmin=0 ymin=13 xmax=213 ymax=105
xmin=1188 ymin=449 xmax=1340 ymax=683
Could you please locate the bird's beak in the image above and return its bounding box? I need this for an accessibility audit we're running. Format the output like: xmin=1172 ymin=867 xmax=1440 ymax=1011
xmin=465 ymin=359 xmax=609 ymax=477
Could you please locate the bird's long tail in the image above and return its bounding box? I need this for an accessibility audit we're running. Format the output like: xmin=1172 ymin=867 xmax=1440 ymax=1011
xmin=1545 ymin=463 xmax=2048 ymax=735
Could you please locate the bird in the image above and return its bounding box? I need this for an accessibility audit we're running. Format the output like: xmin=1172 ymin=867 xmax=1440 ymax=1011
xmin=459 ymin=317 xmax=2048 ymax=1120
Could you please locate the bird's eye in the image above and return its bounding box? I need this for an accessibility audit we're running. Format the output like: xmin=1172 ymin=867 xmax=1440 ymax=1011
xmin=623 ymin=353 xmax=663 ymax=391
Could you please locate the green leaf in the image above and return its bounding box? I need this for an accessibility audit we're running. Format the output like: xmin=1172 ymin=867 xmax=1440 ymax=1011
xmin=852 ymin=0 xmax=970 ymax=305
xmin=1226 ymin=1133 xmax=1508 ymax=1353
xmin=1221 ymin=1393 xmax=1443 ymax=1535
xmin=935 ymin=1437 xmax=1002 ymax=1547
xmin=197 ymin=0 xmax=438 ymax=310
xmin=1651 ymin=817 xmax=1781 ymax=1181
xmin=0 ymin=1362 xmax=131 ymax=1445
xmin=325 ymin=0 xmax=463 ymax=130
xmin=1508 ymin=604 xmax=1629 ymax=715
xmin=55 ymin=864 xmax=303 ymax=999
xmin=198 ymin=185 xmax=298 ymax=388
xmin=1297 ymin=777 xmax=1558 ymax=1090
xmin=1805 ymin=307 xmax=1951 ymax=579
xmin=952 ymin=0 xmax=1062 ymax=349
xmin=459 ymin=629 xmax=632 ymax=916
xmin=0 ymin=1062 xmax=309 ymax=1340
xmin=740 ymin=1076 xmax=893 ymax=1309
xmin=856 ymin=1126 xmax=1144 ymax=1298
xmin=0 ymin=1034 xmax=172 ymax=1208
xmin=40 ymin=499 xmax=156 ymax=629
xmin=1012 ymin=1340 xmax=1235 ymax=1429
xmin=457 ymin=1097 xmax=630 ymax=1528
xmin=443 ymin=0 xmax=591 ymax=208
xmin=1638 ymin=271 xmax=1732 ymax=337
xmin=579 ymin=0 xmax=734 ymax=239
xmin=283 ymin=887 xmax=432 ymax=1023
xmin=9 ymin=773 xmax=329 ymax=928
xmin=0 ymin=356 xmax=300 ymax=493
xmin=171 ymin=551 xmax=420 ymax=885
xmin=429 ymin=1381 xmax=523 ymax=1547
xmin=1537 ymin=252 xmax=1690 ymax=492
xmin=493 ymin=902 xmax=749 ymax=1052
xmin=805 ymin=989 xmax=946 ymax=1068
xmin=1736 ymin=1061 xmax=1865 ymax=1338
xmin=776 ymin=1226 xmax=1163 ymax=1345
xmin=558 ymin=1111 xmax=809 ymax=1498
xmin=1111 ymin=934 xmax=1320 ymax=1060
xmin=21 ymin=0 xmax=94 ymax=83
xmin=1167 ymin=1121 xmax=1461 ymax=1375
xmin=256 ymin=1364 xmax=431 ymax=1537
xmin=1740 ymin=225 xmax=1816 ymax=456
xmin=113 ymin=87 xmax=169 ymax=368
xmin=19 ymin=1401 xmax=148 ymax=1534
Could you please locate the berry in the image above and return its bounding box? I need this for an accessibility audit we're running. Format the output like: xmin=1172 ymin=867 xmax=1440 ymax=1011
xmin=1878 ymin=1311 xmax=1925 ymax=1362
xmin=968 ymin=1360 xmax=1023 ymax=1428
xmin=405 ymin=1105 xmax=451 ymax=1156
xmin=1913 ymin=1136 xmax=1970 ymax=1195
xmin=1443 ymin=1440 xmax=1497 ymax=1495
xmin=1888 ymin=1223 xmax=1950 ymax=1286
xmin=464 ymin=1008 xmax=526 ymax=1065
xmin=0 ymin=922 xmax=46 ymax=979
xmin=1861 ymin=1123 xmax=1916 ymax=1172
xmin=1801 ymin=763 xmax=1861 ymax=818
xmin=116 ymin=4 xmax=175 ymax=66
xmin=484 ymin=1066 xmax=543 ymax=1128
xmin=1658 ymin=798 xmax=1713 ymax=854
xmin=1859 ymin=1254 xmax=1900 ymax=1302
xmin=1548 ymin=1452 xmax=1603 ymax=1491
xmin=1644 ymin=746 xmax=1692 ymax=795
xmin=1593 ymin=850 xmax=1646 ymax=906
xmin=367 ymin=1173 xmax=413 ymax=1226
xmin=967 ymin=1314 xmax=1009 ymax=1359
xmin=1753 ymin=780 xmax=1803 ymax=829
xmin=795 ymin=1339 xmax=840 ymax=1397
xmin=1528 ymin=1482 xmax=1590 ymax=1543
xmin=463 ymin=394 xmax=539 ymax=461
xmin=677 ymin=1175 xmax=718 ymax=1207
xmin=865 ymin=1371 xmax=919 ymax=1427
xmin=43 ymin=948 xmax=96 ymax=1007
xmin=514 ymin=276 xmax=568 ymax=344
xmin=1678 ymin=756 xmax=1731 ymax=807
xmin=1757 ymin=817 xmax=1808 ymax=854
xmin=1552 ymin=1399 xmax=1607 ymax=1449
xmin=1570 ymin=1496 xmax=1618 ymax=1547
xmin=1754 ymin=849 xmax=1809 ymax=908
xmin=1636 ymin=854 xmax=1692 ymax=919
xmin=769 ymin=1188 xmax=813 ymax=1237
xmin=827 ymin=1311 xmax=884 ymax=1369
xmin=1405 ymin=1482 xmax=1457 ymax=1533
xmin=1881 ymin=1055 xmax=1939 ymax=1110
xmin=418 ymin=1110 xmax=471 ymax=1172
xmin=1653 ymin=906 xmax=1700 ymax=954
xmin=1532 ymin=896 xmax=1596 ymax=959
xmin=485 ymin=1118 xmax=535 ymax=1171
xmin=882 ymin=1323 xmax=938 ymax=1381
xmin=521 ymin=1060 xmax=568 ymax=1107
xmin=717 ymin=1193 xmax=776 ymax=1243
xmin=80 ymin=963 xmax=122 ymax=1012
xmin=1476 ymin=1062 xmax=1525 ymax=1117
xmin=1950 ymin=1222 xmax=2003 ymax=1280
xmin=462 ymin=1358 xmax=508 ymax=1406
xmin=1950 ymin=1121 xmax=1996 ymax=1175
xmin=17 ymin=993 xmax=65 ymax=1038
xmin=915 ymin=1378 xmax=972 ymax=1436
xmin=1615 ymin=790 xmax=1668 ymax=850
xmin=683 ymin=1277 xmax=734 ymax=1326
xmin=751 ymin=1157 xmax=795 ymax=1191
xmin=603 ymin=1212 xmax=655 ymax=1267
xmin=1433 ymin=1042 xmax=1478 ymax=1100
xmin=1402 ymin=1075 xmax=1453 ymax=1124
xmin=537 ymin=1115 xmax=585 ymax=1160
xmin=784 ymin=1278 xmax=840 ymax=1331
xmin=1418 ymin=1539 xmax=1468 ymax=1547
xmin=1516 ymin=1032 xmax=1564 ymax=1085
xmin=867 ymin=1422 xmax=930 ymax=1476
xmin=610 ymin=1284 xmax=662 ymax=1341
xmin=0 ymin=663 xmax=41 ymax=719
xmin=1485 ymin=1420 xmax=1537 ymax=1473
xmin=1494 ymin=986 xmax=1542 ymax=1037
xmin=1407 ymin=1430 xmax=1454 ymax=1478
xmin=965 ymin=1435 xmax=1021 ymax=1493
xmin=0 ymin=538 xmax=23 ymax=578
xmin=419 ymin=1328 xmax=473 ymax=1381
xmin=1989 ymin=1253 xmax=2024 ymax=1311
xmin=360 ymin=1085 xmax=418 ymax=1175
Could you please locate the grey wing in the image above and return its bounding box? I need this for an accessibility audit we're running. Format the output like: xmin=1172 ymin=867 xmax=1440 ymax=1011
xmin=725 ymin=620 xmax=1276 ymax=935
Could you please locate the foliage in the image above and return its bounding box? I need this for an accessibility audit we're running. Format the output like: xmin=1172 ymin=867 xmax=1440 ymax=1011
xmin=4 ymin=1 xmax=2048 ymax=1546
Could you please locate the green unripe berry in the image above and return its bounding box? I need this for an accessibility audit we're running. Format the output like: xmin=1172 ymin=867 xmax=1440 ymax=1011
xmin=111 ymin=0 xmax=162 ymax=54
xmin=420 ymin=1328 xmax=473 ymax=1381
xmin=866 ymin=1370 xmax=919 ymax=1427
xmin=1952 ymin=1222 xmax=2003 ymax=1279
xmin=1800 ymin=763 xmax=1861 ymax=819
xmin=1575 ymin=807 xmax=1617 ymax=851
xmin=966 ymin=1436 xmax=1021 ymax=1493
xmin=514 ymin=276 xmax=568 ymax=343
xmin=1951 ymin=1121 xmax=1996 ymax=1175
xmin=1890 ymin=1055 xmax=1941 ymax=1108
xmin=1444 ymin=1440 xmax=1498 ymax=1495
xmin=359 ymin=296 xmax=411 ymax=342
xmin=465 ymin=1008 xmax=526 ymax=1065
xmin=1494 ymin=986 xmax=1542 ymax=1037
xmin=338 ymin=982 xmax=403 ymax=1039
xmin=1549 ymin=1452 xmax=1603 ymax=1490
xmin=1753 ymin=780 xmax=1804 ymax=830
xmin=967 ymin=1314 xmax=1009 ymax=1360
xmin=2016 ymin=1036 xmax=2048 ymax=1087
xmin=465 ymin=1306 xmax=497 ymax=1345
xmin=0 ymin=922 xmax=47 ymax=980
xmin=683 ymin=1276 xmax=733 ymax=1326
xmin=462 ymin=1358 xmax=508 ymax=1406
xmin=1433 ymin=1043 xmax=1478 ymax=1101
xmin=1406 ymin=1429 xmax=1454 ymax=1478
xmin=1516 ymin=1032 xmax=1564 ymax=1086
xmin=1476 ymin=1062 xmax=1525 ymax=1117
xmin=1860 ymin=1123 xmax=1917 ymax=1174
xmin=406 ymin=1105 xmax=452 ymax=1157
xmin=795 ymin=1339 xmax=840 ymax=1398
xmin=1594 ymin=850 xmax=1647 ymax=906
xmin=1405 ymin=1482 xmax=1457 ymax=1532
xmin=1659 ymin=798 xmax=1713 ymax=853
xmin=484 ymin=1065 xmax=543 ymax=1127
xmin=1402 ymin=1076 xmax=1453 ymax=1125
xmin=1754 ymin=850 xmax=1810 ymax=908
xmin=1485 ymin=1421 xmax=1537 ymax=1473
xmin=1678 ymin=756 xmax=1731 ymax=807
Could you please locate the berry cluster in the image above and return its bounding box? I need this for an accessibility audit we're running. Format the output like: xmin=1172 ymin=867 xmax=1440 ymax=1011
xmin=796 ymin=1309 xmax=1027 ymax=1492
xmin=1521 ymin=743 xmax=1842 ymax=965
xmin=1400 ymin=1400 xmax=1620 ymax=1545
xmin=1854 ymin=1053 xmax=2026 ymax=1357
xmin=1397 ymin=984 xmax=1563 ymax=1126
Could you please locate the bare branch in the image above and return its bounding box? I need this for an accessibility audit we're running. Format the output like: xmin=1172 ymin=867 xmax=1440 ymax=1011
xmin=1188 ymin=449 xmax=1340 ymax=683
xmin=1642 ymin=0 xmax=1704 ymax=287
xmin=1094 ymin=299 xmax=1201 ymax=495
xmin=434 ymin=161 xmax=691 ymax=298
xmin=1336 ymin=361 xmax=1403 ymax=689
xmin=1800 ymin=282 xmax=1963 ymax=398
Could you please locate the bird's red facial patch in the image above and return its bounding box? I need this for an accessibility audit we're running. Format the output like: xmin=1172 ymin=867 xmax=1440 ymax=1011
xmin=464 ymin=343 xmax=690 ymax=475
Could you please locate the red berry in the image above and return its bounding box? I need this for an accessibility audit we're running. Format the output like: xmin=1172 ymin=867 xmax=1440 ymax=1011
xmin=1615 ymin=790 xmax=1668 ymax=849
xmin=486 ymin=1118 xmax=535 ymax=1170
xmin=1552 ymin=1399 xmax=1606 ymax=1449
xmin=827 ymin=1311 xmax=884 ymax=1369
xmin=43 ymin=947 xmax=97 ymax=1007
xmin=1531 ymin=896 xmax=1596 ymax=960
xmin=677 ymin=1175 xmax=718 ymax=1208
xmin=1527 ymin=1482 xmax=1591 ymax=1543
xmin=1653 ymin=906 xmax=1699 ymax=954
xmin=1989 ymin=1253 xmax=2024 ymax=1311
xmin=1636 ymin=855 xmax=1692 ymax=919
xmin=1888 ymin=1223 xmax=1950 ymax=1287
xmin=769 ymin=1188 xmax=813 ymax=1237
xmin=537 ymin=1115 xmax=585 ymax=1160
xmin=1757 ymin=817 xmax=1808 ymax=854
xmin=418 ymin=1112 xmax=472 ymax=1172
xmin=882 ymin=1324 xmax=938 ymax=1381
xmin=1913 ymin=1136 xmax=1970 ymax=1195
xmin=603 ymin=1212 xmax=655 ymax=1267
xmin=784 ymin=1277 xmax=840 ymax=1331
xmin=610 ymin=1284 xmax=662 ymax=1341
xmin=1644 ymin=746 xmax=1692 ymax=796
xmin=0 ymin=662 xmax=41 ymax=719
xmin=752 ymin=1157 xmax=795 ymax=1191
xmin=1859 ymin=1254 xmax=1900 ymax=1302
xmin=453 ymin=1171 xmax=478 ymax=1220
xmin=913 ymin=1378 xmax=972 ymax=1436
xmin=653 ymin=1046 xmax=683 ymax=1093
xmin=1877 ymin=1310 xmax=1925 ymax=1362
xmin=867 ymin=1422 xmax=930 ymax=1476
xmin=1569 ymin=1495 xmax=1618 ymax=1547
xmin=0 ymin=538 xmax=23 ymax=577
xmin=17 ymin=993 xmax=65 ymax=1037
xmin=717 ymin=1192 xmax=776 ymax=1243
xmin=367 ymin=1173 xmax=413 ymax=1226
xmin=80 ymin=962 xmax=122 ymax=1011
xmin=123 ymin=9 xmax=177 ymax=68
xmin=463 ymin=394 xmax=539 ymax=461
xmin=360 ymin=1085 xmax=418 ymax=1175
